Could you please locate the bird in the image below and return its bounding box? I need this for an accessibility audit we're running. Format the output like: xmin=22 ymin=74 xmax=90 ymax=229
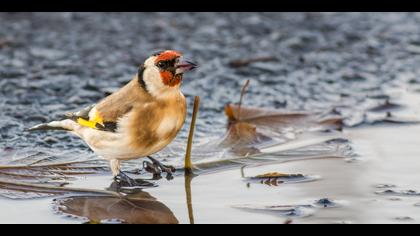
xmin=28 ymin=50 xmax=198 ymax=185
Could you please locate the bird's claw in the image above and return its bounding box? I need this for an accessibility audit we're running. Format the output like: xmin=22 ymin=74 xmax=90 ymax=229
xmin=114 ymin=171 xmax=136 ymax=186
xmin=143 ymin=156 xmax=176 ymax=180
xmin=114 ymin=171 xmax=155 ymax=187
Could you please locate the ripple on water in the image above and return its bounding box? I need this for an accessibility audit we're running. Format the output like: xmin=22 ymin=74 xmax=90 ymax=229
xmin=232 ymin=198 xmax=344 ymax=219
xmin=374 ymin=184 xmax=398 ymax=189
xmin=375 ymin=189 xmax=420 ymax=197
xmin=232 ymin=204 xmax=315 ymax=218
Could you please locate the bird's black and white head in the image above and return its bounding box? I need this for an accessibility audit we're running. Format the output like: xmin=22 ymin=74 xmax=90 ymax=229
xmin=138 ymin=50 xmax=197 ymax=96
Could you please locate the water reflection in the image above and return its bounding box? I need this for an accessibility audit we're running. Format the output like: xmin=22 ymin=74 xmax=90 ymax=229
xmin=56 ymin=182 xmax=179 ymax=224
xmin=55 ymin=176 xmax=199 ymax=224
xmin=184 ymin=174 xmax=195 ymax=224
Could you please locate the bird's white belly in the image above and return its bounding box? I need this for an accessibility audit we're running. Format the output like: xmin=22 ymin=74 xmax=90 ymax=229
xmin=75 ymin=114 xmax=182 ymax=161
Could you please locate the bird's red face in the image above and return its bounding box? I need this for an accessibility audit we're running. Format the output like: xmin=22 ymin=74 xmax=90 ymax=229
xmin=154 ymin=50 xmax=197 ymax=87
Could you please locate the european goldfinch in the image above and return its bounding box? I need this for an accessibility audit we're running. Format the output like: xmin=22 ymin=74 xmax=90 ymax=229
xmin=29 ymin=50 xmax=197 ymax=184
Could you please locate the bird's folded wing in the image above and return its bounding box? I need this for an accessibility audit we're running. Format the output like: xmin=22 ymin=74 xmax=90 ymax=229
xmin=65 ymin=104 xmax=120 ymax=132
xmin=66 ymin=77 xmax=147 ymax=132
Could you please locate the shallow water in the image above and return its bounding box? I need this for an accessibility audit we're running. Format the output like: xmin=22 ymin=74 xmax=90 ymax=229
xmin=1 ymin=12 xmax=420 ymax=224
xmin=4 ymin=124 xmax=420 ymax=224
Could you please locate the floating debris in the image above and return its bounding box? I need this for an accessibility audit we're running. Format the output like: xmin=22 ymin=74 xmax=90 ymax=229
xmin=313 ymin=198 xmax=340 ymax=208
xmin=375 ymin=189 xmax=420 ymax=197
xmin=246 ymin=172 xmax=320 ymax=186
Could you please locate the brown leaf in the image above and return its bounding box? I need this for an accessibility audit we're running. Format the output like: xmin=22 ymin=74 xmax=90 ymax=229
xmin=221 ymin=104 xmax=343 ymax=149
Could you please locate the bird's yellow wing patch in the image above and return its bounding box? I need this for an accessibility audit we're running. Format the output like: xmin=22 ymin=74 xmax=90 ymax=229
xmin=77 ymin=111 xmax=104 ymax=130
xmin=77 ymin=118 xmax=99 ymax=129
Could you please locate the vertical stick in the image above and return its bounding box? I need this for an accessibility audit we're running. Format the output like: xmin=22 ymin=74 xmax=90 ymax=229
xmin=237 ymin=79 xmax=250 ymax=121
xmin=185 ymin=96 xmax=200 ymax=174
xmin=184 ymin=96 xmax=199 ymax=224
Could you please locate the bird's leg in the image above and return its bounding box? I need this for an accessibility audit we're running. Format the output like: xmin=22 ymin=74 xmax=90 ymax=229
xmin=143 ymin=156 xmax=176 ymax=180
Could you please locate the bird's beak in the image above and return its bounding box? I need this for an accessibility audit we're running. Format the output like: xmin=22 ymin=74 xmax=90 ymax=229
xmin=176 ymin=58 xmax=198 ymax=74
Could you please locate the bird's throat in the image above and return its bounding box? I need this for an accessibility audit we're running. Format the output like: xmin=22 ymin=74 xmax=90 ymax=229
xmin=160 ymin=71 xmax=182 ymax=87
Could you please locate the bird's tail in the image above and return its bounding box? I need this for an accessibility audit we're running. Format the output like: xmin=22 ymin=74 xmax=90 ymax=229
xmin=27 ymin=120 xmax=74 ymax=132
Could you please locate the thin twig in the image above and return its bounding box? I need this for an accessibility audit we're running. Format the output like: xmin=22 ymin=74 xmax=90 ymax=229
xmin=185 ymin=96 xmax=200 ymax=175
xmin=237 ymin=80 xmax=250 ymax=121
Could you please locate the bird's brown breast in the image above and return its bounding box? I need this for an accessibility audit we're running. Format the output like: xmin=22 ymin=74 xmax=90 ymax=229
xmin=127 ymin=92 xmax=186 ymax=154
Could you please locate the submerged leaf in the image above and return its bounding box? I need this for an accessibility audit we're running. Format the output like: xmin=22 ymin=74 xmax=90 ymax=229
xmin=0 ymin=153 xmax=110 ymax=200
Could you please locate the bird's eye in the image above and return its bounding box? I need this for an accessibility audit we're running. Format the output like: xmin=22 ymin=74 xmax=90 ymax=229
xmin=157 ymin=61 xmax=166 ymax=69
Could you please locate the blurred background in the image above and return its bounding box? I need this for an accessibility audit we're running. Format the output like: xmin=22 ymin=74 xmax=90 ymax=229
xmin=2 ymin=12 xmax=420 ymax=150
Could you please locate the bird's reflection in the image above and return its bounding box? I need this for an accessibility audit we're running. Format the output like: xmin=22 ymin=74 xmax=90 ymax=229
xmin=56 ymin=181 xmax=179 ymax=224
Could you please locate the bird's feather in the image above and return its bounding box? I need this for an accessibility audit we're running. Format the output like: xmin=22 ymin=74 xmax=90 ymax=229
xmin=94 ymin=76 xmax=151 ymax=125
xmin=63 ymin=76 xmax=151 ymax=133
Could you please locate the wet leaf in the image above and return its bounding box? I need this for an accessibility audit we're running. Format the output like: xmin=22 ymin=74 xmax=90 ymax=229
xmin=254 ymin=172 xmax=293 ymax=178
xmin=221 ymin=104 xmax=343 ymax=149
xmin=246 ymin=172 xmax=319 ymax=186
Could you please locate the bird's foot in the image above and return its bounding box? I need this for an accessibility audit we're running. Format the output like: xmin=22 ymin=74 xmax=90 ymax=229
xmin=143 ymin=156 xmax=176 ymax=180
xmin=114 ymin=171 xmax=155 ymax=187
